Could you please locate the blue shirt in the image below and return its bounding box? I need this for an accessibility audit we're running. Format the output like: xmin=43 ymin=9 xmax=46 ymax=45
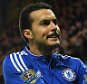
xmin=3 ymin=47 xmax=87 ymax=84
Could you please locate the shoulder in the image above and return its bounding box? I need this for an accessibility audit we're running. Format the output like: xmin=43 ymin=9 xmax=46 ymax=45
xmin=53 ymin=53 xmax=86 ymax=69
xmin=53 ymin=53 xmax=81 ymax=62
xmin=3 ymin=50 xmax=29 ymax=73
xmin=58 ymin=53 xmax=84 ymax=63
xmin=62 ymin=54 xmax=86 ymax=71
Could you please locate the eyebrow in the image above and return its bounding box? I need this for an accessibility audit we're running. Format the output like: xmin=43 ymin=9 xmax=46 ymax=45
xmin=40 ymin=18 xmax=57 ymax=23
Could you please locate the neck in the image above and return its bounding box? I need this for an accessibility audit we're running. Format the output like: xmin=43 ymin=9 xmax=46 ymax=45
xmin=28 ymin=45 xmax=53 ymax=56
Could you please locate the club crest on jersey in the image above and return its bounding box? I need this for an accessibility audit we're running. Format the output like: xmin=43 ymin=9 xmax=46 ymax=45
xmin=62 ymin=68 xmax=76 ymax=81
xmin=20 ymin=69 xmax=42 ymax=84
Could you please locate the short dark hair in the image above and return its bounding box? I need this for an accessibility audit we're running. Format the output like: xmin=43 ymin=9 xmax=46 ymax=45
xmin=19 ymin=2 xmax=52 ymax=32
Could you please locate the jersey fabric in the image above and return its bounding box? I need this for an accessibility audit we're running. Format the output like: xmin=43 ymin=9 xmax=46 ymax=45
xmin=3 ymin=47 xmax=87 ymax=84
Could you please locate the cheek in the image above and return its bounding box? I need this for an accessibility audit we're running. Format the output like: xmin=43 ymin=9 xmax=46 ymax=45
xmin=41 ymin=28 xmax=50 ymax=37
xmin=32 ymin=25 xmax=50 ymax=38
xmin=33 ymin=30 xmax=43 ymax=38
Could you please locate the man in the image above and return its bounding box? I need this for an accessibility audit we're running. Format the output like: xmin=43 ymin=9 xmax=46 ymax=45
xmin=3 ymin=2 xmax=87 ymax=84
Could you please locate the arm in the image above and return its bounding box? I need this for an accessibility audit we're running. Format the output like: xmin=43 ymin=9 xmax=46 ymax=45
xmin=3 ymin=56 xmax=24 ymax=84
xmin=77 ymin=59 xmax=87 ymax=84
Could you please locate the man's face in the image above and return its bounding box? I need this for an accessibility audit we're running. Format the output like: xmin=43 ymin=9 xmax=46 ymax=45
xmin=29 ymin=9 xmax=61 ymax=49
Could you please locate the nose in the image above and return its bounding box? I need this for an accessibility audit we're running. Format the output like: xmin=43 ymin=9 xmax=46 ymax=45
xmin=50 ymin=21 xmax=58 ymax=31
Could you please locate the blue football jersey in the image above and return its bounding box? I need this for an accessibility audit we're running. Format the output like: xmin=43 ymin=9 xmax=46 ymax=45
xmin=3 ymin=47 xmax=87 ymax=84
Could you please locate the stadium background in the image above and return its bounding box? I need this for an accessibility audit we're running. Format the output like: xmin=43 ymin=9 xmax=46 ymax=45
xmin=0 ymin=0 xmax=87 ymax=83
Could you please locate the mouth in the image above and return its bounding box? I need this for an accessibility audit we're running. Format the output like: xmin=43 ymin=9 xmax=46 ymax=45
xmin=47 ymin=33 xmax=60 ymax=39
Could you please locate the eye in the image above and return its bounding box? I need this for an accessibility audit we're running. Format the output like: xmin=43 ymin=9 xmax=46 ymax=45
xmin=40 ymin=20 xmax=50 ymax=26
xmin=53 ymin=19 xmax=58 ymax=25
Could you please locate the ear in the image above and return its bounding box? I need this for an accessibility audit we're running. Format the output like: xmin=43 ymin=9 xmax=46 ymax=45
xmin=23 ymin=29 xmax=33 ymax=39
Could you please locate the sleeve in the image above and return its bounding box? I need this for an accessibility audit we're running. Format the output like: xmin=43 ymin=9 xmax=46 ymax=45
xmin=3 ymin=56 xmax=24 ymax=84
xmin=77 ymin=59 xmax=87 ymax=84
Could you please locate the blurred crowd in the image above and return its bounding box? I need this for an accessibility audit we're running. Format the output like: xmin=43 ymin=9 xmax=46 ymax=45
xmin=47 ymin=0 xmax=87 ymax=61
xmin=0 ymin=20 xmax=24 ymax=56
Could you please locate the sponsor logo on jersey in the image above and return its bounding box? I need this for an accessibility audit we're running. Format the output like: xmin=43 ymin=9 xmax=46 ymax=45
xmin=84 ymin=74 xmax=87 ymax=82
xmin=62 ymin=68 xmax=76 ymax=81
xmin=20 ymin=69 xmax=42 ymax=84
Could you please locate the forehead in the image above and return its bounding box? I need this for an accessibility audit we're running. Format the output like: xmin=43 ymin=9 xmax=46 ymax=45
xmin=30 ymin=9 xmax=56 ymax=22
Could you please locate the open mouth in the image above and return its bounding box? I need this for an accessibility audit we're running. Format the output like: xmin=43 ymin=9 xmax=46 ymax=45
xmin=47 ymin=33 xmax=60 ymax=39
